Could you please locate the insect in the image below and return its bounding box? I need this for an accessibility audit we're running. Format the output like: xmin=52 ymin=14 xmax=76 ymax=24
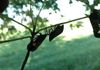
xmin=0 ymin=0 xmax=9 ymax=13
xmin=89 ymin=9 xmax=100 ymax=38
xmin=27 ymin=34 xmax=47 ymax=51
xmin=49 ymin=25 xmax=64 ymax=41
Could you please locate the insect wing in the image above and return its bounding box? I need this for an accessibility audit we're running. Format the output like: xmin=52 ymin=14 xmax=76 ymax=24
xmin=89 ymin=9 xmax=100 ymax=38
xmin=27 ymin=34 xmax=47 ymax=52
xmin=49 ymin=25 xmax=64 ymax=41
xmin=35 ymin=34 xmax=47 ymax=47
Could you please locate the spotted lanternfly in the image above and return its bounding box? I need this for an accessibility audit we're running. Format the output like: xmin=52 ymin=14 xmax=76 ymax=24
xmin=49 ymin=25 xmax=64 ymax=41
xmin=89 ymin=9 xmax=100 ymax=38
xmin=27 ymin=34 xmax=47 ymax=52
xmin=0 ymin=0 xmax=9 ymax=13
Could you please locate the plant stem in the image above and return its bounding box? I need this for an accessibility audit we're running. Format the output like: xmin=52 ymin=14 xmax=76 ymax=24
xmin=32 ymin=2 xmax=45 ymax=33
xmin=0 ymin=36 xmax=31 ymax=44
xmin=1 ymin=14 xmax=32 ymax=34
xmin=36 ymin=16 xmax=88 ymax=34
xmin=21 ymin=50 xmax=30 ymax=70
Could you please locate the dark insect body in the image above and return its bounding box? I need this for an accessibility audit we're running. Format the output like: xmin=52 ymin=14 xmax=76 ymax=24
xmin=49 ymin=25 xmax=64 ymax=41
xmin=89 ymin=9 xmax=100 ymax=38
xmin=0 ymin=0 xmax=9 ymax=13
xmin=27 ymin=34 xmax=47 ymax=52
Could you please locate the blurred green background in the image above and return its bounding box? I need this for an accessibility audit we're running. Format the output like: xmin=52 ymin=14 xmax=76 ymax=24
xmin=0 ymin=35 xmax=100 ymax=70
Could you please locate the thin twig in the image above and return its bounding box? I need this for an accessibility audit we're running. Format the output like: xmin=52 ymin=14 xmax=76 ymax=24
xmin=9 ymin=17 xmax=32 ymax=33
xmin=21 ymin=50 xmax=30 ymax=70
xmin=36 ymin=16 xmax=88 ymax=34
xmin=1 ymin=14 xmax=32 ymax=33
xmin=29 ymin=3 xmax=34 ymax=35
xmin=20 ymin=3 xmax=45 ymax=69
xmin=33 ymin=2 xmax=45 ymax=33
xmin=0 ymin=36 xmax=31 ymax=44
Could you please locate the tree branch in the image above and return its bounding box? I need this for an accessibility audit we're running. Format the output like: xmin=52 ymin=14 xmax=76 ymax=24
xmin=0 ymin=16 xmax=88 ymax=44
xmin=32 ymin=2 xmax=45 ymax=33
xmin=21 ymin=3 xmax=45 ymax=70
xmin=0 ymin=36 xmax=31 ymax=44
xmin=29 ymin=4 xmax=34 ymax=35
xmin=21 ymin=50 xmax=30 ymax=70
xmin=1 ymin=14 xmax=32 ymax=34
xmin=36 ymin=16 xmax=88 ymax=34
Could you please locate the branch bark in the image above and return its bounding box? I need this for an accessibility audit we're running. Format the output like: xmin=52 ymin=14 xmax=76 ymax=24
xmin=36 ymin=16 xmax=88 ymax=34
xmin=0 ymin=36 xmax=31 ymax=44
xmin=0 ymin=14 xmax=32 ymax=34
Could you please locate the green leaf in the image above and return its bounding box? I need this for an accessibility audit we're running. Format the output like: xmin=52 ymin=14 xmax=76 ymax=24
xmin=35 ymin=0 xmax=43 ymax=3
xmin=77 ymin=0 xmax=90 ymax=9
xmin=49 ymin=25 xmax=64 ymax=41
xmin=93 ymin=0 xmax=100 ymax=6
xmin=70 ymin=24 xmax=74 ymax=30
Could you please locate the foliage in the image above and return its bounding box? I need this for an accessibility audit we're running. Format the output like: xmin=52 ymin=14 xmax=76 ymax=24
xmin=0 ymin=0 xmax=100 ymax=40
xmin=0 ymin=0 xmax=59 ymax=40
xmin=76 ymin=0 xmax=100 ymax=11
xmin=70 ymin=21 xmax=83 ymax=30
